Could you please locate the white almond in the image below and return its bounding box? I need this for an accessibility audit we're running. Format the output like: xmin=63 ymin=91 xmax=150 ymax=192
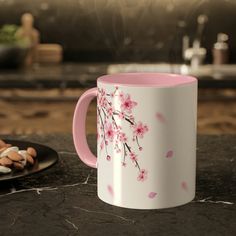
xmin=0 ymin=166 xmax=12 ymax=174
xmin=18 ymin=150 xmax=27 ymax=166
xmin=0 ymin=146 xmax=19 ymax=158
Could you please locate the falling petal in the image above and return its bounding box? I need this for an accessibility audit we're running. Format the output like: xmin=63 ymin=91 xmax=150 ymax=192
xmin=156 ymin=112 xmax=166 ymax=123
xmin=148 ymin=192 xmax=157 ymax=199
xmin=166 ymin=150 xmax=173 ymax=158
xmin=100 ymin=141 xmax=104 ymax=150
xmin=181 ymin=181 xmax=188 ymax=191
xmin=107 ymin=185 xmax=114 ymax=197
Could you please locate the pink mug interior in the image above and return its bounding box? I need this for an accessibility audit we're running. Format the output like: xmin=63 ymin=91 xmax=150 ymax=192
xmin=98 ymin=73 xmax=197 ymax=87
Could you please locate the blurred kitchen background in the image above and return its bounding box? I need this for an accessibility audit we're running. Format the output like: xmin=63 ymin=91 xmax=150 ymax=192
xmin=0 ymin=0 xmax=235 ymax=135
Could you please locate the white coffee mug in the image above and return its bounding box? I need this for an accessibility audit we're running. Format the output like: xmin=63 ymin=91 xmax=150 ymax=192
xmin=73 ymin=73 xmax=197 ymax=209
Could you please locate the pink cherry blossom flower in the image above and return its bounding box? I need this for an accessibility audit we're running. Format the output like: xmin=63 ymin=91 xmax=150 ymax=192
xmin=118 ymin=132 xmax=127 ymax=142
xmin=118 ymin=112 xmax=125 ymax=119
xmin=140 ymin=169 xmax=147 ymax=174
xmin=120 ymin=94 xmax=137 ymax=113
xmin=107 ymin=107 xmax=114 ymax=116
xmin=119 ymin=92 xmax=124 ymax=99
xmin=137 ymin=169 xmax=148 ymax=181
xmin=106 ymin=155 xmax=111 ymax=161
xmin=129 ymin=152 xmax=138 ymax=162
xmin=133 ymin=122 xmax=148 ymax=138
xmin=105 ymin=122 xmax=115 ymax=142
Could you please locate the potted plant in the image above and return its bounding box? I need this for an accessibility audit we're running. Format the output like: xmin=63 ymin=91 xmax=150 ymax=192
xmin=0 ymin=24 xmax=30 ymax=68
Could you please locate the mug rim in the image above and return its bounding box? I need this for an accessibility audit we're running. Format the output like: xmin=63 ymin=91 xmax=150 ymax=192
xmin=97 ymin=72 xmax=197 ymax=88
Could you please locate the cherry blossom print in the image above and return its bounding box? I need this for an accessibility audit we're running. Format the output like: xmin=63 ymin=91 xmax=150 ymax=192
xmin=100 ymin=140 xmax=104 ymax=150
xmin=107 ymin=185 xmax=114 ymax=197
xmin=100 ymin=88 xmax=106 ymax=96
xmin=122 ymin=161 xmax=127 ymax=167
xmin=107 ymin=107 xmax=114 ymax=117
xmin=156 ymin=112 xmax=166 ymax=123
xmin=137 ymin=169 xmax=148 ymax=182
xmin=120 ymin=94 xmax=137 ymax=113
xmin=118 ymin=132 xmax=127 ymax=142
xmin=116 ymin=148 xmax=121 ymax=154
xmin=118 ymin=111 xmax=125 ymax=119
xmin=129 ymin=152 xmax=138 ymax=162
xmin=97 ymin=87 xmax=149 ymax=181
xmin=166 ymin=150 xmax=174 ymax=158
xmin=148 ymin=192 xmax=157 ymax=199
xmin=129 ymin=115 xmax=135 ymax=123
xmin=133 ymin=122 xmax=148 ymax=138
xmin=105 ymin=122 xmax=115 ymax=142
xmin=181 ymin=181 xmax=188 ymax=191
xmin=118 ymin=91 xmax=124 ymax=100
xmin=98 ymin=95 xmax=107 ymax=108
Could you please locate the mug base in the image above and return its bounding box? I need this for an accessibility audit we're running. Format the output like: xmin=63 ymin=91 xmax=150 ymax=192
xmin=97 ymin=193 xmax=195 ymax=210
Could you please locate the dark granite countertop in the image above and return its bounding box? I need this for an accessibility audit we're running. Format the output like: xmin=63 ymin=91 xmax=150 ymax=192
xmin=0 ymin=134 xmax=235 ymax=236
xmin=0 ymin=63 xmax=107 ymax=89
xmin=0 ymin=63 xmax=236 ymax=89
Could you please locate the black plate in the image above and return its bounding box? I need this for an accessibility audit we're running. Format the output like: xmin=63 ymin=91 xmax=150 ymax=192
xmin=0 ymin=139 xmax=58 ymax=181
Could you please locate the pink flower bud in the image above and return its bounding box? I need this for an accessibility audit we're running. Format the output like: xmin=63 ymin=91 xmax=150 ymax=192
xmin=122 ymin=161 xmax=126 ymax=167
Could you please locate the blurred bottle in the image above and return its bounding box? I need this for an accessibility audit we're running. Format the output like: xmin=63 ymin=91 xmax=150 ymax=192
xmin=15 ymin=13 xmax=40 ymax=66
xmin=212 ymin=33 xmax=229 ymax=65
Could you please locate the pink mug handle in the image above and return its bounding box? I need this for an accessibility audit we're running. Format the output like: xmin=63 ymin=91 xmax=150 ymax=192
xmin=73 ymin=87 xmax=97 ymax=168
